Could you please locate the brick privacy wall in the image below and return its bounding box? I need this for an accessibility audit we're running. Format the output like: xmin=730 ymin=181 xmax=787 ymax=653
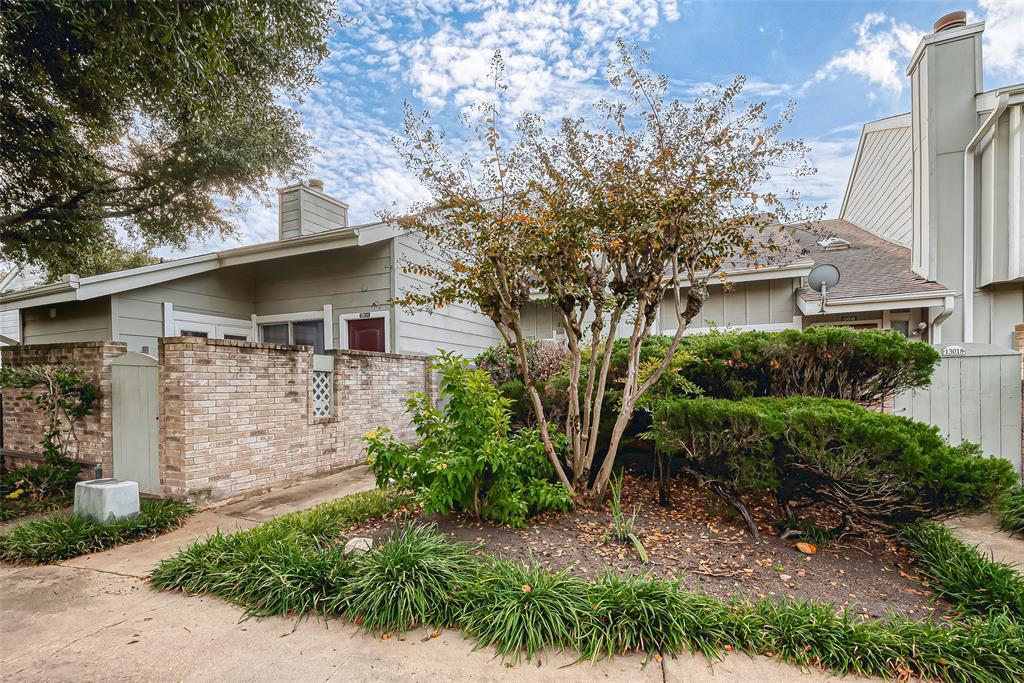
xmin=159 ymin=337 xmax=433 ymax=504
xmin=1 ymin=341 xmax=124 ymax=476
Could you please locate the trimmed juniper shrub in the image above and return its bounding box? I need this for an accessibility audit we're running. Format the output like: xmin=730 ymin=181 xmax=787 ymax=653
xmin=650 ymin=397 xmax=1015 ymax=533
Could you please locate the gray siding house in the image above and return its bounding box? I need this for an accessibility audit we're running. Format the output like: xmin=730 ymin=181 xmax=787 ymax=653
xmin=1 ymin=182 xmax=500 ymax=358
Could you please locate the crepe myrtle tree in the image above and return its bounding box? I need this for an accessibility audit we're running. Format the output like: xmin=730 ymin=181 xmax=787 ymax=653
xmin=390 ymin=45 xmax=821 ymax=505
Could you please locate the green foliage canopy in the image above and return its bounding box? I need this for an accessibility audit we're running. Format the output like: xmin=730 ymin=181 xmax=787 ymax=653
xmin=0 ymin=0 xmax=339 ymax=279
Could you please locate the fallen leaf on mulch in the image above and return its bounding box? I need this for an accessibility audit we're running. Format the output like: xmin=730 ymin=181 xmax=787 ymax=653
xmin=795 ymin=542 xmax=817 ymax=555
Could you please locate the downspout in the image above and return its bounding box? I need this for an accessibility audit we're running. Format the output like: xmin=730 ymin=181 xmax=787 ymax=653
xmin=930 ymin=294 xmax=955 ymax=344
xmin=962 ymin=93 xmax=1009 ymax=343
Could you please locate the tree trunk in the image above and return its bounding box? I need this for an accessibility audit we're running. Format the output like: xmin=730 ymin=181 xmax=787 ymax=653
xmin=654 ymin=447 xmax=672 ymax=507
xmin=707 ymin=481 xmax=759 ymax=539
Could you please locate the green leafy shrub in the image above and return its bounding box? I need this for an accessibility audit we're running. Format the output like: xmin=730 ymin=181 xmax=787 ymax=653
xmin=348 ymin=524 xmax=478 ymax=633
xmin=0 ymin=363 xmax=101 ymax=520
xmin=898 ymin=522 xmax=1024 ymax=618
xmin=1 ymin=459 xmax=82 ymax=501
xmin=0 ymin=499 xmax=192 ymax=563
xmin=364 ymin=352 xmax=573 ymax=527
xmin=998 ymin=486 xmax=1024 ymax=535
xmin=651 ymin=397 xmax=1015 ymax=532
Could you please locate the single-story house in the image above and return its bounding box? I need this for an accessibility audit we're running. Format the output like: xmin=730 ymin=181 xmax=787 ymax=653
xmin=0 ymin=181 xmax=501 ymax=359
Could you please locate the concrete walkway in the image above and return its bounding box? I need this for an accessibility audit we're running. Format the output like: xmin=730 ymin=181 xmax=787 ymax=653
xmin=946 ymin=513 xmax=1023 ymax=569
xmin=1 ymin=467 xmax=878 ymax=682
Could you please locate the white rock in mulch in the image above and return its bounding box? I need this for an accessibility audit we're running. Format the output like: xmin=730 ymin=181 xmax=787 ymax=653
xmin=343 ymin=537 xmax=373 ymax=556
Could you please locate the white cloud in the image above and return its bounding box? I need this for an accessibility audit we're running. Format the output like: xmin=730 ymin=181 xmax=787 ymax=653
xmin=173 ymin=0 xmax=682 ymax=255
xmin=809 ymin=13 xmax=922 ymax=95
xmin=980 ymin=0 xmax=1024 ymax=79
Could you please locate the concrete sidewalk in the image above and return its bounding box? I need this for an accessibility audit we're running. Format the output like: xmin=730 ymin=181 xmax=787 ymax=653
xmin=945 ymin=513 xmax=1023 ymax=569
xmin=1 ymin=466 xmax=877 ymax=682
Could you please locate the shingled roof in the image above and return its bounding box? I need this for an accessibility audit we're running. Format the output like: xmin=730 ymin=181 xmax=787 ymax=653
xmin=794 ymin=219 xmax=950 ymax=303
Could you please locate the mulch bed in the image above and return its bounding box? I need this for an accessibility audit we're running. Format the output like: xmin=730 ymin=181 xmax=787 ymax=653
xmin=346 ymin=473 xmax=951 ymax=620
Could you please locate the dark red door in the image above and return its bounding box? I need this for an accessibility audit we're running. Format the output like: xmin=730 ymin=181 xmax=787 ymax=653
xmin=347 ymin=317 xmax=386 ymax=352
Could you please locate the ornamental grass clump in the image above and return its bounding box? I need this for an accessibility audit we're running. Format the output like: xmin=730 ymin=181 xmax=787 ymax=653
xmin=897 ymin=522 xmax=1024 ymax=618
xmin=150 ymin=487 xmax=410 ymax=618
xmin=152 ymin=518 xmax=1024 ymax=681
xmin=580 ymin=574 xmax=728 ymax=661
xmin=460 ymin=560 xmax=589 ymax=662
xmin=997 ymin=486 xmax=1024 ymax=535
xmin=0 ymin=499 xmax=191 ymax=563
xmin=346 ymin=524 xmax=478 ymax=633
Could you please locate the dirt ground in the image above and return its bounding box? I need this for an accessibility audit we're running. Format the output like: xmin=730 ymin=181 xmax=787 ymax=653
xmin=348 ymin=474 xmax=951 ymax=621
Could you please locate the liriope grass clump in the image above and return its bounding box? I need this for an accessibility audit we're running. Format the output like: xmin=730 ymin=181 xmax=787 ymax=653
xmin=460 ymin=560 xmax=589 ymax=661
xmin=998 ymin=486 xmax=1024 ymax=535
xmin=150 ymin=487 xmax=411 ymax=618
xmin=151 ymin=505 xmax=1024 ymax=681
xmin=580 ymin=574 xmax=727 ymax=661
xmin=898 ymin=522 xmax=1024 ymax=618
xmin=346 ymin=524 xmax=477 ymax=632
xmin=0 ymin=499 xmax=192 ymax=564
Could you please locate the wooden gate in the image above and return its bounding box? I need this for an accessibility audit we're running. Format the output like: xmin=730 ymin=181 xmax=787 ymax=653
xmin=111 ymin=353 xmax=160 ymax=494
xmin=894 ymin=343 xmax=1022 ymax=475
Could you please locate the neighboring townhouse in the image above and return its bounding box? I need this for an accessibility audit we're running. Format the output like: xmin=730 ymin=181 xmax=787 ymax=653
xmin=0 ymin=181 xmax=500 ymax=358
xmin=835 ymin=13 xmax=1022 ymax=349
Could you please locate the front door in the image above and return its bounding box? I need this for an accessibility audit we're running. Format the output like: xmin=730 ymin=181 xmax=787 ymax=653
xmin=347 ymin=317 xmax=386 ymax=352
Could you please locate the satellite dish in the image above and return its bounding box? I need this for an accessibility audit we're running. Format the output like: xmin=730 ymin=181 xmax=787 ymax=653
xmin=807 ymin=263 xmax=840 ymax=312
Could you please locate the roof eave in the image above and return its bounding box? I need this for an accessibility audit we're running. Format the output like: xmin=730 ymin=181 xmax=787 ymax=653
xmin=797 ymin=290 xmax=956 ymax=315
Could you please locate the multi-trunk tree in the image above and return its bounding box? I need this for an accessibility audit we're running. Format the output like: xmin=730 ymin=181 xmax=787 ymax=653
xmin=392 ymin=44 xmax=820 ymax=505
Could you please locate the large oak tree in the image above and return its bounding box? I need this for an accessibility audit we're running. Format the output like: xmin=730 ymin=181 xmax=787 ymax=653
xmin=0 ymin=0 xmax=339 ymax=280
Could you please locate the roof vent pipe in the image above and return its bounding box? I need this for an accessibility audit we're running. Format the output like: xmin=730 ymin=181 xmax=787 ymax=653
xmin=307 ymin=178 xmax=325 ymax=192
xmin=933 ymin=11 xmax=967 ymax=32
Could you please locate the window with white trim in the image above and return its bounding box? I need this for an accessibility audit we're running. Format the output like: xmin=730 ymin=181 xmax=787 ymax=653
xmin=260 ymin=320 xmax=325 ymax=353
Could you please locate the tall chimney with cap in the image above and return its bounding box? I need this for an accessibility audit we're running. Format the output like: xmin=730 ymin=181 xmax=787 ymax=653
xmin=277 ymin=178 xmax=349 ymax=239
xmin=906 ymin=10 xmax=984 ymax=343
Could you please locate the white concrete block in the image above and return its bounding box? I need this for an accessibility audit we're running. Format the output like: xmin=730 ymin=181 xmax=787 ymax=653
xmin=74 ymin=479 xmax=140 ymax=523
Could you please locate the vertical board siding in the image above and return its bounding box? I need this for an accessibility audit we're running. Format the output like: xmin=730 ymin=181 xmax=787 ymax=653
xmin=254 ymin=241 xmax=393 ymax=348
xmin=657 ymin=279 xmax=799 ymax=330
xmin=894 ymin=347 xmax=1023 ymax=472
xmin=842 ymin=125 xmax=914 ymax=246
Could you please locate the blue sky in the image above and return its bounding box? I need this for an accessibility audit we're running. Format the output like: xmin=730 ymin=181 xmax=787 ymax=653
xmin=204 ymin=0 xmax=1024 ymax=252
